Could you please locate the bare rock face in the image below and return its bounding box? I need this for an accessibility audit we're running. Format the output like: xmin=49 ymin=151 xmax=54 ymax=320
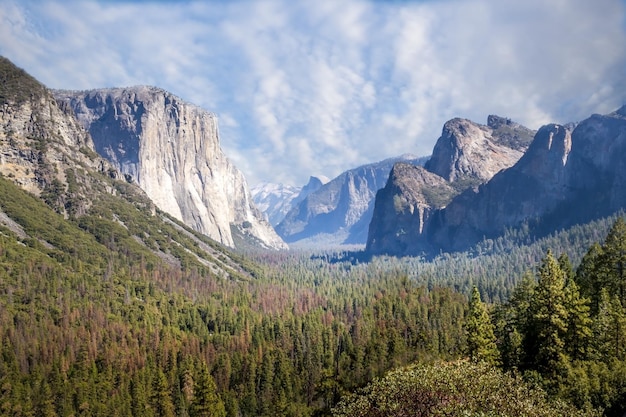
xmin=366 ymin=163 xmax=454 ymax=255
xmin=0 ymin=57 xmax=114 ymax=216
xmin=55 ymin=87 xmax=286 ymax=250
xmin=565 ymin=106 xmax=626 ymax=217
xmin=368 ymin=105 xmax=626 ymax=257
xmin=428 ymin=123 xmax=573 ymax=252
xmin=424 ymin=116 xmax=534 ymax=184
xmin=367 ymin=116 xmax=534 ymax=256
xmin=275 ymin=155 xmax=425 ymax=247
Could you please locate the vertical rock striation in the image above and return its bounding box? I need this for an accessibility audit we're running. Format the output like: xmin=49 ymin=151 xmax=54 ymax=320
xmin=55 ymin=87 xmax=286 ymax=249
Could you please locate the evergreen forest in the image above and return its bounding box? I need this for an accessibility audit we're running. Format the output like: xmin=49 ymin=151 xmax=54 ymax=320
xmin=1 ymin=171 xmax=626 ymax=417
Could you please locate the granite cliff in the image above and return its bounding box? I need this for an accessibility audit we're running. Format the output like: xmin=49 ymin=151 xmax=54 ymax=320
xmin=427 ymin=123 xmax=573 ymax=252
xmin=367 ymin=115 xmax=535 ymax=255
xmin=367 ymin=107 xmax=626 ymax=257
xmin=424 ymin=116 xmax=533 ymax=184
xmin=0 ymin=55 xmax=269 ymax=295
xmin=365 ymin=163 xmax=454 ymax=255
xmin=54 ymin=87 xmax=286 ymax=250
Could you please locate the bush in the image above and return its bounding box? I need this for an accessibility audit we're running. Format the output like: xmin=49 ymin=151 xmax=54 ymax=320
xmin=332 ymin=361 xmax=600 ymax=417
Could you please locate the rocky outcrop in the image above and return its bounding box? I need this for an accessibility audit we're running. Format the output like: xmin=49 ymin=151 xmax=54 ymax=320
xmin=427 ymin=123 xmax=573 ymax=252
xmin=424 ymin=116 xmax=534 ymax=184
xmin=252 ymin=176 xmax=328 ymax=227
xmin=55 ymin=87 xmax=286 ymax=250
xmin=367 ymin=106 xmax=626 ymax=257
xmin=0 ymin=56 xmax=116 ymax=216
xmin=276 ymin=155 xmax=426 ymax=246
xmin=366 ymin=163 xmax=454 ymax=255
xmin=367 ymin=116 xmax=535 ymax=256
xmin=566 ymin=107 xmax=626 ymax=211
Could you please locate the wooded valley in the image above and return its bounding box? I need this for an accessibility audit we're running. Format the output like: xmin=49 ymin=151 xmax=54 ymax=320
xmin=1 ymin=170 xmax=626 ymax=416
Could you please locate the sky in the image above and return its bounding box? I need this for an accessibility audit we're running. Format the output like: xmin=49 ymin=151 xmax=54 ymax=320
xmin=1 ymin=0 xmax=625 ymax=187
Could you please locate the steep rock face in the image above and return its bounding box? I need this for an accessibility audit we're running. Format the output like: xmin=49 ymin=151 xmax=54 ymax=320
xmin=0 ymin=57 xmax=115 ymax=216
xmin=252 ymin=176 xmax=328 ymax=226
xmin=367 ymin=116 xmax=534 ymax=256
xmin=428 ymin=124 xmax=573 ymax=252
xmin=564 ymin=106 xmax=626 ymax=217
xmin=276 ymin=155 xmax=425 ymax=246
xmin=369 ymin=106 xmax=626 ymax=257
xmin=366 ymin=163 xmax=454 ymax=255
xmin=55 ymin=87 xmax=286 ymax=249
xmin=424 ymin=116 xmax=534 ymax=184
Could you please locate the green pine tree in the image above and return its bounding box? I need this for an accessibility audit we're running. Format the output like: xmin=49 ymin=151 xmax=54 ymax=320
xmin=505 ymin=272 xmax=536 ymax=370
xmin=592 ymin=288 xmax=626 ymax=361
xmin=151 ymin=369 xmax=175 ymax=417
xmin=576 ymin=242 xmax=605 ymax=314
xmin=563 ymin=276 xmax=592 ymax=361
xmin=465 ymin=287 xmax=499 ymax=365
xmin=190 ymin=363 xmax=226 ymax=417
xmin=558 ymin=253 xmax=575 ymax=281
xmin=576 ymin=218 xmax=626 ymax=313
xmin=529 ymin=250 xmax=570 ymax=377
xmin=36 ymin=380 xmax=57 ymax=417
xmin=600 ymin=217 xmax=626 ymax=308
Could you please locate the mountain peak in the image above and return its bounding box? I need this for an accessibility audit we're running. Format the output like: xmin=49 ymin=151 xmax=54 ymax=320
xmin=424 ymin=116 xmax=532 ymax=183
xmin=368 ymin=105 xmax=626 ymax=256
xmin=523 ymin=123 xmax=572 ymax=169
xmin=302 ymin=175 xmax=328 ymax=193
xmin=487 ymin=114 xmax=513 ymax=129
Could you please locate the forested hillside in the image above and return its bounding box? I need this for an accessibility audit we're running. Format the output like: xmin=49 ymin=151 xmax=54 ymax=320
xmin=0 ymin=173 xmax=468 ymax=416
xmin=2 ymin=163 xmax=626 ymax=415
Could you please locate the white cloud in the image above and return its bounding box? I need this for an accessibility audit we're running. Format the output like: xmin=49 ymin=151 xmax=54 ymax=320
xmin=0 ymin=0 xmax=625 ymax=187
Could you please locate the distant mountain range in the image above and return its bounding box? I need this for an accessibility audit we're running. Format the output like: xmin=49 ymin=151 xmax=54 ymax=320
xmin=366 ymin=107 xmax=626 ymax=257
xmin=4 ymin=53 xmax=625 ymax=260
xmin=252 ymin=176 xmax=329 ymax=227
xmin=272 ymin=155 xmax=428 ymax=247
xmin=258 ymin=114 xmax=538 ymax=249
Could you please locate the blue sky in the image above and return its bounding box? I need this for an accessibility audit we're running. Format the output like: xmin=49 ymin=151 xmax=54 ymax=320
xmin=1 ymin=0 xmax=625 ymax=187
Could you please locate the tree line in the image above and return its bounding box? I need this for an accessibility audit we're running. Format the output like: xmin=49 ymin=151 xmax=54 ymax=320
xmin=1 ymin=171 xmax=626 ymax=415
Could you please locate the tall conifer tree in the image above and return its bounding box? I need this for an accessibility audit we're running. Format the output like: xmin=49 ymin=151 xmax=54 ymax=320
xmin=529 ymin=250 xmax=569 ymax=377
xmin=601 ymin=217 xmax=626 ymax=308
xmin=151 ymin=369 xmax=175 ymax=417
xmin=465 ymin=287 xmax=499 ymax=364
xmin=190 ymin=363 xmax=226 ymax=417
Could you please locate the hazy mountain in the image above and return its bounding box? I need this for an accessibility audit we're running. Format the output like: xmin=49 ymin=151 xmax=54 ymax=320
xmin=54 ymin=87 xmax=286 ymax=250
xmin=251 ymin=175 xmax=329 ymax=226
xmin=276 ymin=155 xmax=427 ymax=247
xmin=367 ymin=107 xmax=626 ymax=257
